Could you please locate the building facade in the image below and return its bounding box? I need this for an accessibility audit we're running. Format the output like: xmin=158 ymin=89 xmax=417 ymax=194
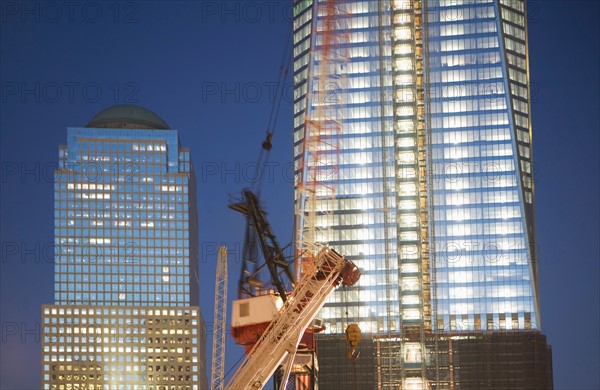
xmin=42 ymin=105 xmax=207 ymax=389
xmin=292 ymin=0 xmax=550 ymax=388
xmin=314 ymin=331 xmax=553 ymax=389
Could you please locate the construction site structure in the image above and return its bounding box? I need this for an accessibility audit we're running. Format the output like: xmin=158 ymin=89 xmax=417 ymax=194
xmin=229 ymin=188 xmax=331 ymax=389
xmin=293 ymin=1 xmax=433 ymax=388
xmin=390 ymin=1 xmax=432 ymax=388
xmin=273 ymin=343 xmax=319 ymax=390
xmin=313 ymin=331 xmax=553 ymax=390
xmin=228 ymin=189 xmax=297 ymax=355
xmin=210 ymin=247 xmax=228 ymax=390
xmin=229 ymin=189 xmax=295 ymax=302
xmin=225 ymin=247 xmax=360 ymax=390
xmin=294 ymin=0 xmax=349 ymax=279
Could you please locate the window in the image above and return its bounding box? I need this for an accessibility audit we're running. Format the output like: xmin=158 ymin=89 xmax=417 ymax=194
xmin=239 ymin=303 xmax=249 ymax=317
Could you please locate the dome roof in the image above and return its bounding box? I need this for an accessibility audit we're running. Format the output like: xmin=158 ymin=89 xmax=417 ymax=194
xmin=86 ymin=105 xmax=170 ymax=130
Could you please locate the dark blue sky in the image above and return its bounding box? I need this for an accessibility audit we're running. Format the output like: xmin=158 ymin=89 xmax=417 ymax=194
xmin=1 ymin=1 xmax=598 ymax=389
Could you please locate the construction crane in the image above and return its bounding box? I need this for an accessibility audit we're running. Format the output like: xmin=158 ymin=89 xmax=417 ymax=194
xmin=227 ymin=188 xmax=296 ymax=357
xmin=295 ymin=0 xmax=348 ymax=279
xmin=225 ymin=246 xmax=360 ymax=390
xmin=229 ymin=189 xmax=295 ymax=303
xmin=222 ymin=3 xmax=354 ymax=386
xmin=210 ymin=247 xmax=228 ymax=390
xmin=228 ymin=188 xmax=352 ymax=389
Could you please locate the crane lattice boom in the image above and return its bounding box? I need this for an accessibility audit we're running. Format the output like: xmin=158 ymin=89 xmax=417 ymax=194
xmin=210 ymin=247 xmax=228 ymax=390
xmin=225 ymin=247 xmax=360 ymax=390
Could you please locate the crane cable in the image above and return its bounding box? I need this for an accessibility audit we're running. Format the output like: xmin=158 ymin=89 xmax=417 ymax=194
xmin=253 ymin=26 xmax=293 ymax=198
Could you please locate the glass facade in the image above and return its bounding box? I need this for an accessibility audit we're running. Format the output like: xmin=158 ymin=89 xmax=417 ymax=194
xmin=44 ymin=106 xmax=206 ymax=389
xmin=294 ymin=0 xmax=401 ymax=336
xmin=293 ymin=0 xmax=540 ymax=338
xmin=54 ymin=127 xmax=199 ymax=307
xmin=426 ymin=0 xmax=539 ymax=331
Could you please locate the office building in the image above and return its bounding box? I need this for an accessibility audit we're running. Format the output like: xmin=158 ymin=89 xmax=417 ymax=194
xmin=42 ymin=105 xmax=207 ymax=389
xmin=292 ymin=0 xmax=551 ymax=388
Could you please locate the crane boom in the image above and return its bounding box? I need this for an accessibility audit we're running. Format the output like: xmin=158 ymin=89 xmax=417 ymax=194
xmin=211 ymin=247 xmax=228 ymax=390
xmin=229 ymin=189 xmax=294 ymax=301
xmin=225 ymin=247 xmax=360 ymax=390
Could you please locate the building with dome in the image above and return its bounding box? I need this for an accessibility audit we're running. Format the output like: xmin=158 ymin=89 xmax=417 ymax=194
xmin=41 ymin=105 xmax=207 ymax=389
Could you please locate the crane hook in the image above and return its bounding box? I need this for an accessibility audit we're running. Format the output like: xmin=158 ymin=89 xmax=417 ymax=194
xmin=262 ymin=132 xmax=273 ymax=151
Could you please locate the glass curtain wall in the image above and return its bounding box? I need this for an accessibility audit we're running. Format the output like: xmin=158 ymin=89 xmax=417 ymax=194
xmin=54 ymin=128 xmax=199 ymax=307
xmin=425 ymin=0 xmax=539 ymax=331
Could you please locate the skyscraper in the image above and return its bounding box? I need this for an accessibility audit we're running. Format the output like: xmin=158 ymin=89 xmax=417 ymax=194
xmin=42 ymin=105 xmax=207 ymax=389
xmin=293 ymin=0 xmax=551 ymax=388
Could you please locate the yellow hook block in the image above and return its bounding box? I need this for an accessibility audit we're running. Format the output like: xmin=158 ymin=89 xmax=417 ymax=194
xmin=345 ymin=323 xmax=362 ymax=348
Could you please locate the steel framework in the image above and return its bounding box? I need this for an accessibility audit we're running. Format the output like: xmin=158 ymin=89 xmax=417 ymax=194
xmin=210 ymin=247 xmax=228 ymax=390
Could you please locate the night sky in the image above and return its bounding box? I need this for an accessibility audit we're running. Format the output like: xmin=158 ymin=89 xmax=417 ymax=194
xmin=1 ymin=1 xmax=598 ymax=389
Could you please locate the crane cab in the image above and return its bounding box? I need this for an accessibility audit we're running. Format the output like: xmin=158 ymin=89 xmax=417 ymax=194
xmin=231 ymin=293 xmax=284 ymax=352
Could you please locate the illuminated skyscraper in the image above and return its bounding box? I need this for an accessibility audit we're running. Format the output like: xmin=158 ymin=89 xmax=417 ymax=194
xmin=293 ymin=1 xmax=551 ymax=388
xmin=42 ymin=105 xmax=207 ymax=389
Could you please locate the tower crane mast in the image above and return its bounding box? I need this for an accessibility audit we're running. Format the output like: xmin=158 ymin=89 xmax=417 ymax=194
xmin=210 ymin=247 xmax=228 ymax=390
xmin=295 ymin=0 xmax=348 ymax=275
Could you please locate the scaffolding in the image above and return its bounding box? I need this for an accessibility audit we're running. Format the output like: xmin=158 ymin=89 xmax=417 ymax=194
xmin=425 ymin=331 xmax=553 ymax=390
xmin=390 ymin=0 xmax=431 ymax=388
xmin=295 ymin=0 xmax=349 ymax=270
xmin=314 ymin=332 xmax=552 ymax=390
xmin=315 ymin=334 xmax=379 ymax=390
xmin=274 ymin=349 xmax=319 ymax=390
